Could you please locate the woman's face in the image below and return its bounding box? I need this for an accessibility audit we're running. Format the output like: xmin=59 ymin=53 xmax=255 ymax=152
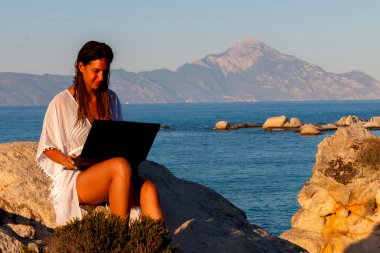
xmin=79 ymin=58 xmax=110 ymax=92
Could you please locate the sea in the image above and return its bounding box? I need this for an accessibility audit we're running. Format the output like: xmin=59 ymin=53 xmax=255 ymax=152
xmin=1 ymin=100 xmax=380 ymax=236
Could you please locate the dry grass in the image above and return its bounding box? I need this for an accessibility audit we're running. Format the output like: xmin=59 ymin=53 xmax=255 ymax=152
xmin=45 ymin=211 xmax=177 ymax=253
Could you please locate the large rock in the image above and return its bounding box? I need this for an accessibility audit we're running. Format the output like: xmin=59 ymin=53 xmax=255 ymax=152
xmin=281 ymin=124 xmax=380 ymax=252
xmin=364 ymin=116 xmax=380 ymax=129
xmin=0 ymin=142 xmax=305 ymax=253
xmin=262 ymin=115 xmax=288 ymax=130
xmin=288 ymin=117 xmax=302 ymax=128
xmin=214 ymin=120 xmax=230 ymax=130
xmin=335 ymin=115 xmax=361 ymax=126
xmin=299 ymin=124 xmax=322 ymax=136
xmin=0 ymin=142 xmax=54 ymax=252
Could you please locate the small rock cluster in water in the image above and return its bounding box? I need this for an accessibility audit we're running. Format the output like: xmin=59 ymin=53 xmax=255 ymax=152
xmin=213 ymin=114 xmax=380 ymax=136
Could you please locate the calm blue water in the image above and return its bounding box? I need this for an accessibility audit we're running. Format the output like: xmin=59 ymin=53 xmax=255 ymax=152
xmin=1 ymin=100 xmax=380 ymax=235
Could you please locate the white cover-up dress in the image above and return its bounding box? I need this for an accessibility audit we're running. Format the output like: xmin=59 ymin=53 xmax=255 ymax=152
xmin=36 ymin=89 xmax=123 ymax=225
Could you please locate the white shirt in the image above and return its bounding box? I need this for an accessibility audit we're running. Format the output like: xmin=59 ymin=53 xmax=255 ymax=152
xmin=36 ymin=89 xmax=123 ymax=225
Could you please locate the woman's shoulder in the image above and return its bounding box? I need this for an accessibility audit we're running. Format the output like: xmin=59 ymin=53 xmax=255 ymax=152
xmin=49 ymin=89 xmax=73 ymax=106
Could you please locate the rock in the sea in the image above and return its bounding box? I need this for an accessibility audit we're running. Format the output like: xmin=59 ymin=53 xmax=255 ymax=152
xmin=288 ymin=117 xmax=302 ymax=128
xmin=299 ymin=124 xmax=322 ymax=136
xmin=214 ymin=120 xmax=230 ymax=130
xmin=214 ymin=122 xmax=261 ymax=130
xmin=229 ymin=122 xmax=262 ymax=129
xmin=335 ymin=115 xmax=361 ymax=126
xmin=364 ymin=116 xmax=380 ymax=129
xmin=281 ymin=124 xmax=380 ymax=252
xmin=0 ymin=142 xmax=305 ymax=253
xmin=262 ymin=115 xmax=288 ymax=130
xmin=284 ymin=118 xmax=302 ymax=128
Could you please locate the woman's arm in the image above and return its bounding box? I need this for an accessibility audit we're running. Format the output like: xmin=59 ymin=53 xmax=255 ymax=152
xmin=43 ymin=148 xmax=77 ymax=169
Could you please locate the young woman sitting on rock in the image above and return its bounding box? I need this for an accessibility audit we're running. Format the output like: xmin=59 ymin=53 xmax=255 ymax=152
xmin=36 ymin=41 xmax=163 ymax=225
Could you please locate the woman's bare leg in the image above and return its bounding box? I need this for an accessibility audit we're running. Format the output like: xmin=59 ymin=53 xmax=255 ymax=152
xmin=140 ymin=180 xmax=163 ymax=221
xmin=76 ymin=157 xmax=132 ymax=218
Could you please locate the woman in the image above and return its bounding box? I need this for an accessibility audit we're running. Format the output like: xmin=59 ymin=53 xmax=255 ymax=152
xmin=36 ymin=41 xmax=163 ymax=225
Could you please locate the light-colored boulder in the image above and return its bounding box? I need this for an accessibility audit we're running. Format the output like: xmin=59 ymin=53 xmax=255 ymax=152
xmin=288 ymin=117 xmax=302 ymax=127
xmin=262 ymin=115 xmax=288 ymax=130
xmin=0 ymin=142 xmax=54 ymax=253
xmin=0 ymin=142 xmax=55 ymax=228
xmin=368 ymin=116 xmax=380 ymax=124
xmin=299 ymin=124 xmax=322 ymax=135
xmin=0 ymin=142 xmax=305 ymax=253
xmin=282 ymin=125 xmax=380 ymax=253
xmin=335 ymin=115 xmax=360 ymax=126
xmin=214 ymin=120 xmax=230 ymax=130
xmin=364 ymin=116 xmax=380 ymax=128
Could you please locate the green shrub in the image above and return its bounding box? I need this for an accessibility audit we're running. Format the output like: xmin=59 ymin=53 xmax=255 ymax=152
xmin=126 ymin=215 xmax=175 ymax=253
xmin=45 ymin=211 xmax=177 ymax=253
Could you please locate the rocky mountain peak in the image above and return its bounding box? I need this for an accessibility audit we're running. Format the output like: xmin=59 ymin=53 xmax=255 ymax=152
xmin=229 ymin=37 xmax=266 ymax=51
xmin=194 ymin=38 xmax=279 ymax=75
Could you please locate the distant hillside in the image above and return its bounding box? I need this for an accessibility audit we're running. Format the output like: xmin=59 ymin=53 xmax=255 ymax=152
xmin=1 ymin=38 xmax=380 ymax=106
xmin=0 ymin=73 xmax=71 ymax=105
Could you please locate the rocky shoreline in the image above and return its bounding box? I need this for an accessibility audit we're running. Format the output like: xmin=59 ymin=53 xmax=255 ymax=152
xmin=0 ymin=142 xmax=305 ymax=253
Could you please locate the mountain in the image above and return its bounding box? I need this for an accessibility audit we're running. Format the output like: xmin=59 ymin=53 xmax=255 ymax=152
xmin=0 ymin=73 xmax=72 ymax=105
xmin=1 ymin=38 xmax=380 ymax=106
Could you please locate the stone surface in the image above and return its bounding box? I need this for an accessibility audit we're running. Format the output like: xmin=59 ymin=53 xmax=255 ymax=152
xmin=0 ymin=142 xmax=54 ymax=252
xmin=0 ymin=142 xmax=305 ymax=253
xmin=335 ymin=115 xmax=361 ymax=126
xmin=299 ymin=124 xmax=322 ymax=135
xmin=281 ymin=124 xmax=380 ymax=252
xmin=364 ymin=116 xmax=380 ymax=129
xmin=288 ymin=117 xmax=302 ymax=127
xmin=214 ymin=120 xmax=230 ymax=130
xmin=262 ymin=115 xmax=288 ymax=130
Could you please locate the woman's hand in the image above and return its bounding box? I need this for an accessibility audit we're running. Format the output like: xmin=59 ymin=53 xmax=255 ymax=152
xmin=63 ymin=154 xmax=77 ymax=169
xmin=43 ymin=148 xmax=78 ymax=169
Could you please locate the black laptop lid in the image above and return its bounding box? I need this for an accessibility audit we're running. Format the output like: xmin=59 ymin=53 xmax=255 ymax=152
xmin=76 ymin=120 xmax=160 ymax=170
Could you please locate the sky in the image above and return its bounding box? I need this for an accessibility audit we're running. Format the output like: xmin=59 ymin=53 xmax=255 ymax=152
xmin=1 ymin=0 xmax=379 ymax=79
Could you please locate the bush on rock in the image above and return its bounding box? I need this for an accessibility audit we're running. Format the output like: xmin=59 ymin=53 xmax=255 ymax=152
xmin=45 ymin=211 xmax=177 ymax=253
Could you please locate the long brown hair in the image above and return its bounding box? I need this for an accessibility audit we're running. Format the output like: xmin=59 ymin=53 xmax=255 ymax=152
xmin=73 ymin=41 xmax=114 ymax=125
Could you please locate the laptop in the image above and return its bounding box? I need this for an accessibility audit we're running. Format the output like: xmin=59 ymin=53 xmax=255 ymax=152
xmin=74 ymin=120 xmax=160 ymax=171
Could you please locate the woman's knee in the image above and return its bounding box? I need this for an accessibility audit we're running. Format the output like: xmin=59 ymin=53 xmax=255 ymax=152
xmin=141 ymin=180 xmax=159 ymax=200
xmin=109 ymin=157 xmax=132 ymax=180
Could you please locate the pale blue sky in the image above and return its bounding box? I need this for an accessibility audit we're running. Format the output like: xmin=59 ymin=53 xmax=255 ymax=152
xmin=1 ymin=0 xmax=379 ymax=79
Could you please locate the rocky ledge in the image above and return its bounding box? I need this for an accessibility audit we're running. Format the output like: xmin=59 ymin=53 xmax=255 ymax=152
xmin=0 ymin=142 xmax=305 ymax=253
xmin=281 ymin=124 xmax=380 ymax=252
